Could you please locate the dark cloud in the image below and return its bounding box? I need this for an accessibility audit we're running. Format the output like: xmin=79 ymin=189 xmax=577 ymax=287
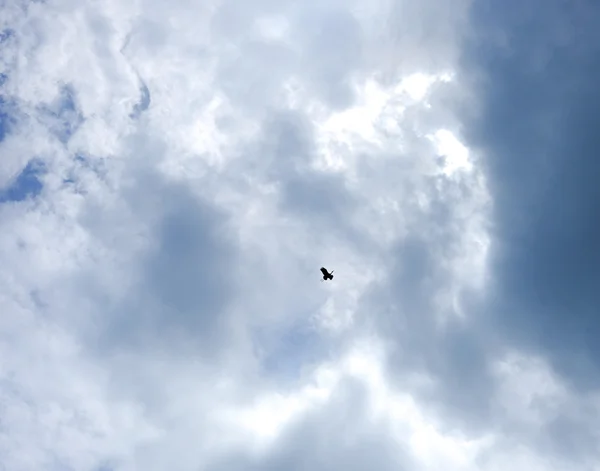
xmin=141 ymin=185 xmax=236 ymax=339
xmin=538 ymin=413 xmax=599 ymax=463
xmin=361 ymin=0 xmax=600 ymax=455
xmin=363 ymin=239 xmax=495 ymax=433
xmin=459 ymin=0 xmax=600 ymax=385
xmin=77 ymin=165 xmax=240 ymax=359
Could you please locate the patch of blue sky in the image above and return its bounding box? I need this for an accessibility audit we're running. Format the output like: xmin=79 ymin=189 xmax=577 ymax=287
xmin=0 ymin=159 xmax=45 ymax=203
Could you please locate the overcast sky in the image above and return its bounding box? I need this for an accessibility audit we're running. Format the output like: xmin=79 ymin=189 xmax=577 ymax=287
xmin=1 ymin=0 xmax=600 ymax=470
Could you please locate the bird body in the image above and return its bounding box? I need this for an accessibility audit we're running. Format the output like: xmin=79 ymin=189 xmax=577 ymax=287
xmin=320 ymin=267 xmax=334 ymax=281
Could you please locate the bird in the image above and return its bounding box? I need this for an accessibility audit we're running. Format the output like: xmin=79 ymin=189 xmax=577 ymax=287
xmin=320 ymin=267 xmax=334 ymax=281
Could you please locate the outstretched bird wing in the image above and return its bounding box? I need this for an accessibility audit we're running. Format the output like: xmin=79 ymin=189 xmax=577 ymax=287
xmin=320 ymin=267 xmax=328 ymax=276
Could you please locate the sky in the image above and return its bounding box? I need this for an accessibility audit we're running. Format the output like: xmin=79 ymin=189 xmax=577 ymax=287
xmin=0 ymin=0 xmax=599 ymax=470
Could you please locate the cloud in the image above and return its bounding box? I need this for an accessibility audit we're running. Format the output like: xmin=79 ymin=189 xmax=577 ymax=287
xmin=460 ymin=0 xmax=600 ymax=385
xmin=89 ymin=171 xmax=239 ymax=359
xmin=1 ymin=0 xmax=600 ymax=470
xmin=210 ymin=378 xmax=413 ymax=471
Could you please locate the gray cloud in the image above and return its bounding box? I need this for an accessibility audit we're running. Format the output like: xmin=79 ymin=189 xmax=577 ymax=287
xmin=460 ymin=0 xmax=600 ymax=385
xmin=73 ymin=161 xmax=241 ymax=361
xmin=117 ymin=188 xmax=236 ymax=354
xmin=359 ymin=189 xmax=496 ymax=433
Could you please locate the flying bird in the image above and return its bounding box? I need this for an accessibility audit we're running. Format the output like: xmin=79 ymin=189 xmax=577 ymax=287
xmin=320 ymin=267 xmax=334 ymax=281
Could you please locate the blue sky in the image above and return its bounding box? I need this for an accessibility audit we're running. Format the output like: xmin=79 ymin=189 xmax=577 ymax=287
xmin=0 ymin=0 xmax=599 ymax=470
xmin=0 ymin=159 xmax=44 ymax=202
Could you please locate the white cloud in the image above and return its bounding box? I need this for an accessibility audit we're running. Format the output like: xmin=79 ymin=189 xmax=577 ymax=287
xmin=1 ymin=0 xmax=597 ymax=470
xmin=429 ymin=128 xmax=472 ymax=176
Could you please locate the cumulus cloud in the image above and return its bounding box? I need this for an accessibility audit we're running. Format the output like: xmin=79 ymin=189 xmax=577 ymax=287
xmin=1 ymin=0 xmax=599 ymax=470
